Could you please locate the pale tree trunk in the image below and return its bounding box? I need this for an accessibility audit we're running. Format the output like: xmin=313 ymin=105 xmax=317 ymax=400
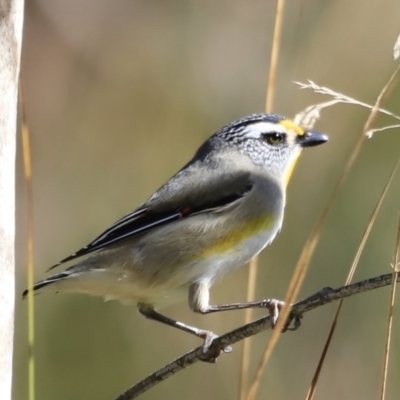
xmin=0 ymin=0 xmax=24 ymax=398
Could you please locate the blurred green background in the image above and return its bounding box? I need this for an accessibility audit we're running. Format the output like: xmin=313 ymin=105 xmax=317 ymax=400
xmin=15 ymin=1 xmax=400 ymax=399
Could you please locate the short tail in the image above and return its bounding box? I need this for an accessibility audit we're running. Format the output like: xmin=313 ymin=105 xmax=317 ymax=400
xmin=22 ymin=272 xmax=70 ymax=299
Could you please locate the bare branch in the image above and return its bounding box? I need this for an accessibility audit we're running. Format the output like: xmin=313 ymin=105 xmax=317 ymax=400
xmin=113 ymin=271 xmax=400 ymax=400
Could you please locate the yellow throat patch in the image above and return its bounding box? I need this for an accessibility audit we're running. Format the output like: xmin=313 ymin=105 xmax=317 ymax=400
xmin=278 ymin=119 xmax=304 ymax=185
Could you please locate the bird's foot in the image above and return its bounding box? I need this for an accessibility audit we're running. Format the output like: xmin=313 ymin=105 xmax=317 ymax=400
xmin=283 ymin=311 xmax=302 ymax=332
xmin=261 ymin=298 xmax=302 ymax=331
xmin=260 ymin=298 xmax=285 ymax=329
xmin=197 ymin=330 xmax=232 ymax=363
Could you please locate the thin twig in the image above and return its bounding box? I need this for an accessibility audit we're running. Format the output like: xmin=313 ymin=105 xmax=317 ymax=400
xmin=113 ymin=272 xmax=400 ymax=400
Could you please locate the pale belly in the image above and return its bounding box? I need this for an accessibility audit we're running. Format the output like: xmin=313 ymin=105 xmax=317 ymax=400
xmin=54 ymin=226 xmax=278 ymax=307
xmin=184 ymin=227 xmax=277 ymax=284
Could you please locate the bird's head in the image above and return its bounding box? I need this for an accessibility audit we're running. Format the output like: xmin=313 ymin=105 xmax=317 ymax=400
xmin=216 ymin=113 xmax=328 ymax=183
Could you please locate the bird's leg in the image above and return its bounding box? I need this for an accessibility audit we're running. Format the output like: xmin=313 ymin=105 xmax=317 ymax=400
xmin=200 ymin=299 xmax=286 ymax=329
xmin=189 ymin=282 xmax=301 ymax=331
xmin=137 ymin=303 xmax=229 ymax=361
xmin=138 ymin=302 xmax=211 ymax=338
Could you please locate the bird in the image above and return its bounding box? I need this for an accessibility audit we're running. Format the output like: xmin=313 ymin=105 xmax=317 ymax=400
xmin=23 ymin=113 xmax=328 ymax=352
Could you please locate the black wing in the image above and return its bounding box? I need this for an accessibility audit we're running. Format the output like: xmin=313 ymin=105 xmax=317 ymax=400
xmin=48 ymin=175 xmax=253 ymax=271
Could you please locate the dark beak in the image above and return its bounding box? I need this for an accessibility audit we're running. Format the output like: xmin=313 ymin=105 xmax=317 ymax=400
xmin=298 ymin=130 xmax=328 ymax=148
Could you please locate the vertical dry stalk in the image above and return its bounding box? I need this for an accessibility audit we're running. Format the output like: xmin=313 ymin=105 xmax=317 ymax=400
xmin=379 ymin=215 xmax=400 ymax=400
xmin=265 ymin=0 xmax=285 ymax=113
xmin=247 ymin=44 xmax=400 ymax=400
xmin=304 ymin=66 xmax=400 ymax=400
xmin=239 ymin=259 xmax=258 ymax=400
xmin=20 ymin=82 xmax=36 ymax=400
xmin=239 ymin=1 xmax=285 ymax=399
xmin=306 ymin=159 xmax=400 ymax=400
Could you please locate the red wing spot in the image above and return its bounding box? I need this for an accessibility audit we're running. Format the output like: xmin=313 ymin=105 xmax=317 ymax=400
xmin=180 ymin=207 xmax=191 ymax=219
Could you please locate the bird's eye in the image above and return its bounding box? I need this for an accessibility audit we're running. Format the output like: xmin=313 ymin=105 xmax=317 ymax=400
xmin=264 ymin=133 xmax=283 ymax=145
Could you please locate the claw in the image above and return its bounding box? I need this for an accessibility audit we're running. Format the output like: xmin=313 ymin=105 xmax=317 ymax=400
xmin=197 ymin=331 xmax=232 ymax=362
xmin=283 ymin=312 xmax=302 ymax=332
xmin=223 ymin=345 xmax=233 ymax=353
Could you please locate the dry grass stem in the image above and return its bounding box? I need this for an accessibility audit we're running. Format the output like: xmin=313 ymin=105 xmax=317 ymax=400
xmin=394 ymin=34 xmax=400 ymax=60
xmin=246 ymin=235 xmax=319 ymax=400
xmin=265 ymin=0 xmax=285 ymax=113
xmin=20 ymin=81 xmax=36 ymax=400
xmin=366 ymin=124 xmax=400 ymax=138
xmin=239 ymin=259 xmax=258 ymax=400
xmin=306 ymin=159 xmax=400 ymax=400
xmin=294 ymin=100 xmax=340 ymax=129
xmin=303 ymin=65 xmax=400 ymax=399
xmin=246 ymin=65 xmax=400 ymax=400
xmin=240 ymin=1 xmax=286 ymax=398
xmin=379 ymin=214 xmax=400 ymax=400
xmin=295 ymin=80 xmax=400 ymax=122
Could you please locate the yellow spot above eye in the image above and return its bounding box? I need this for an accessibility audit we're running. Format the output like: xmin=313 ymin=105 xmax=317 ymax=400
xmin=278 ymin=119 xmax=305 ymax=136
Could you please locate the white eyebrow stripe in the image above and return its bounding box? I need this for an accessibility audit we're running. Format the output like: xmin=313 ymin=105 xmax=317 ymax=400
xmin=242 ymin=122 xmax=287 ymax=138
